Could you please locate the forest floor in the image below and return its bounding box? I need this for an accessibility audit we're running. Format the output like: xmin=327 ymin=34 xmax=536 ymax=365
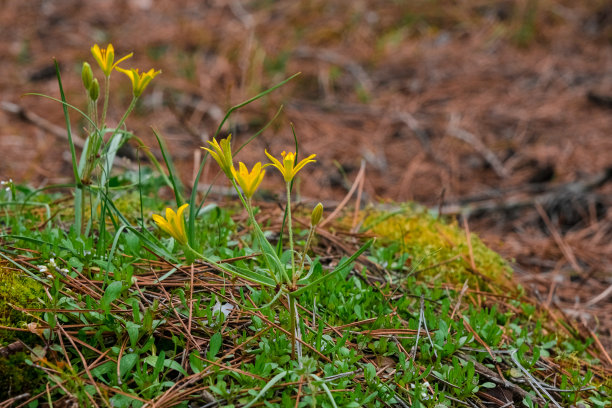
xmin=0 ymin=0 xmax=611 ymax=351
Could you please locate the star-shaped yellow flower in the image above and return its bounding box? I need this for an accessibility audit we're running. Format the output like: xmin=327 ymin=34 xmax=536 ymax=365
xmin=115 ymin=67 xmax=161 ymax=98
xmin=91 ymin=44 xmax=133 ymax=77
xmin=232 ymin=162 xmax=265 ymax=198
xmin=202 ymin=136 xmax=234 ymax=177
xmin=265 ymin=150 xmax=316 ymax=183
xmin=152 ymin=204 xmax=189 ymax=245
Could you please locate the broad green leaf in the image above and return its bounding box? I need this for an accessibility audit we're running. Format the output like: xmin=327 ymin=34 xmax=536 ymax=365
xmin=119 ymin=353 xmax=139 ymax=378
xmin=100 ymin=281 xmax=123 ymax=313
xmin=125 ymin=321 xmax=141 ymax=348
xmin=207 ymin=332 xmax=222 ymax=360
xmin=143 ymin=355 xmax=188 ymax=376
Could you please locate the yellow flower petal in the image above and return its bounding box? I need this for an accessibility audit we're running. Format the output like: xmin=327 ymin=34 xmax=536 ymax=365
xmin=152 ymin=204 xmax=189 ymax=245
xmin=91 ymin=43 xmax=132 ymax=77
xmin=202 ymin=136 xmax=234 ymax=177
xmin=265 ymin=150 xmax=316 ymax=182
xmin=116 ymin=66 xmax=161 ymax=97
xmin=232 ymin=162 xmax=265 ymax=198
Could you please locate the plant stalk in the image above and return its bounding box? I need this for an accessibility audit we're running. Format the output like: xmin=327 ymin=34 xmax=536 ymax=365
xmin=285 ymin=182 xmax=295 ymax=283
xmin=289 ymin=294 xmax=297 ymax=360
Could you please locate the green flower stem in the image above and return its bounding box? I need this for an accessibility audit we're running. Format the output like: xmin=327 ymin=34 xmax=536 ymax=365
xmin=285 ymin=182 xmax=296 ymax=285
xmin=113 ymin=96 xmax=138 ymax=138
xmin=100 ymin=95 xmax=137 ymax=179
xmin=230 ymin=178 xmax=285 ymax=285
xmin=296 ymin=225 xmax=315 ymax=284
xmin=100 ymin=75 xmax=110 ymax=127
xmin=289 ymin=294 xmax=297 ymax=360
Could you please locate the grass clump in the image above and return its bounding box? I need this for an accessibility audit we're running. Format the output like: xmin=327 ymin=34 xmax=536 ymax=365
xmin=0 ymin=44 xmax=610 ymax=408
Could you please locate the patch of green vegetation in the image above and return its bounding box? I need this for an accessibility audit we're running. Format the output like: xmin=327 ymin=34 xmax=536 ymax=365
xmin=2 ymin=183 xmax=609 ymax=406
xmin=0 ymin=257 xmax=46 ymax=402
xmin=0 ymin=44 xmax=609 ymax=407
xmin=0 ymin=265 xmax=43 ymax=336
xmin=359 ymin=204 xmax=513 ymax=291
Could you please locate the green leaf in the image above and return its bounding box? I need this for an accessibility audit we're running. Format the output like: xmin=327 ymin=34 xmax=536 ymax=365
xmin=125 ymin=321 xmax=141 ymax=348
xmin=207 ymin=332 xmax=222 ymax=360
xmin=143 ymin=355 xmax=188 ymax=376
xmin=100 ymin=281 xmax=123 ymax=313
xmin=110 ymin=393 xmax=139 ymax=408
xmin=90 ymin=361 xmax=115 ymax=382
xmin=119 ymin=353 xmax=139 ymax=378
xmin=189 ymin=350 xmax=204 ymax=374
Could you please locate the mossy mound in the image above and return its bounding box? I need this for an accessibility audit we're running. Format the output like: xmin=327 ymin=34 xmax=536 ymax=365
xmin=359 ymin=204 xmax=513 ymax=293
xmin=0 ymin=264 xmax=45 ymax=400
xmin=0 ymin=265 xmax=43 ymax=335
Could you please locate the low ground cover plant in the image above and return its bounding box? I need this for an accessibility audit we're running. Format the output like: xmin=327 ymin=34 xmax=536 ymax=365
xmin=0 ymin=44 xmax=610 ymax=407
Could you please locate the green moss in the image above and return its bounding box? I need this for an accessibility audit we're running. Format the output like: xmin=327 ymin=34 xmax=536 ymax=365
xmin=359 ymin=204 xmax=514 ymax=294
xmin=0 ymin=265 xmax=43 ymax=342
xmin=0 ymin=266 xmax=46 ymax=399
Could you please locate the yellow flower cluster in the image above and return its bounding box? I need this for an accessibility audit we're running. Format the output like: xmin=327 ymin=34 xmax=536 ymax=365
xmin=90 ymin=43 xmax=160 ymax=98
xmin=201 ymin=136 xmax=316 ymax=198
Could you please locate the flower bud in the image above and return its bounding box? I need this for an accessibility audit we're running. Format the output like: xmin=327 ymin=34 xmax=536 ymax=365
xmin=89 ymin=78 xmax=100 ymax=101
xmin=311 ymin=202 xmax=323 ymax=226
xmin=81 ymin=62 xmax=93 ymax=90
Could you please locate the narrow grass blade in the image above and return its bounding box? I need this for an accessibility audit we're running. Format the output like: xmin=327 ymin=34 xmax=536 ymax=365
xmin=101 ymin=191 xmax=178 ymax=263
xmin=213 ymin=73 xmax=300 ymax=139
xmin=0 ymin=250 xmax=45 ymax=284
xmin=309 ymin=374 xmax=338 ymax=408
xmin=242 ymin=371 xmax=288 ymax=408
xmin=187 ymin=155 xmax=208 ymax=246
xmin=50 ymin=63 xmax=80 ymax=184
xmin=208 ymin=260 xmax=276 ymax=288
xmin=1 ymin=235 xmax=74 ymax=255
xmin=106 ymin=225 xmax=128 ymax=280
xmin=1 ymin=201 xmax=52 ymax=222
xmin=152 ymin=128 xmax=185 ymax=205
xmin=293 ymin=239 xmax=373 ymax=297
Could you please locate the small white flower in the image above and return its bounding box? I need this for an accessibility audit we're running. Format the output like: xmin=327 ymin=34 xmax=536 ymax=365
xmin=47 ymin=274 xmax=53 ymax=279
xmin=38 ymin=265 xmax=48 ymax=273
xmin=49 ymin=258 xmax=56 ymax=267
xmin=212 ymin=301 xmax=234 ymax=318
xmin=60 ymin=268 xmax=69 ymax=274
xmin=202 ymin=302 xmax=235 ymax=326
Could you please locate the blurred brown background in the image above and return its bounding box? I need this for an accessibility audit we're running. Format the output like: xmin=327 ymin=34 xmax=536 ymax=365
xmin=0 ymin=0 xmax=611 ymax=347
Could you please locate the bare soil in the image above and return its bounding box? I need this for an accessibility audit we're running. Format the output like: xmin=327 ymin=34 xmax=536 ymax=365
xmin=1 ymin=0 xmax=611 ymax=352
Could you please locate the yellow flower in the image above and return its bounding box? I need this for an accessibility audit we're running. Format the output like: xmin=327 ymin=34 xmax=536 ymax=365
xmin=91 ymin=44 xmax=133 ymax=77
xmin=115 ymin=67 xmax=161 ymax=97
xmin=232 ymin=162 xmax=265 ymax=198
xmin=265 ymin=150 xmax=316 ymax=183
xmin=152 ymin=204 xmax=189 ymax=245
xmin=202 ymin=136 xmax=234 ymax=177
